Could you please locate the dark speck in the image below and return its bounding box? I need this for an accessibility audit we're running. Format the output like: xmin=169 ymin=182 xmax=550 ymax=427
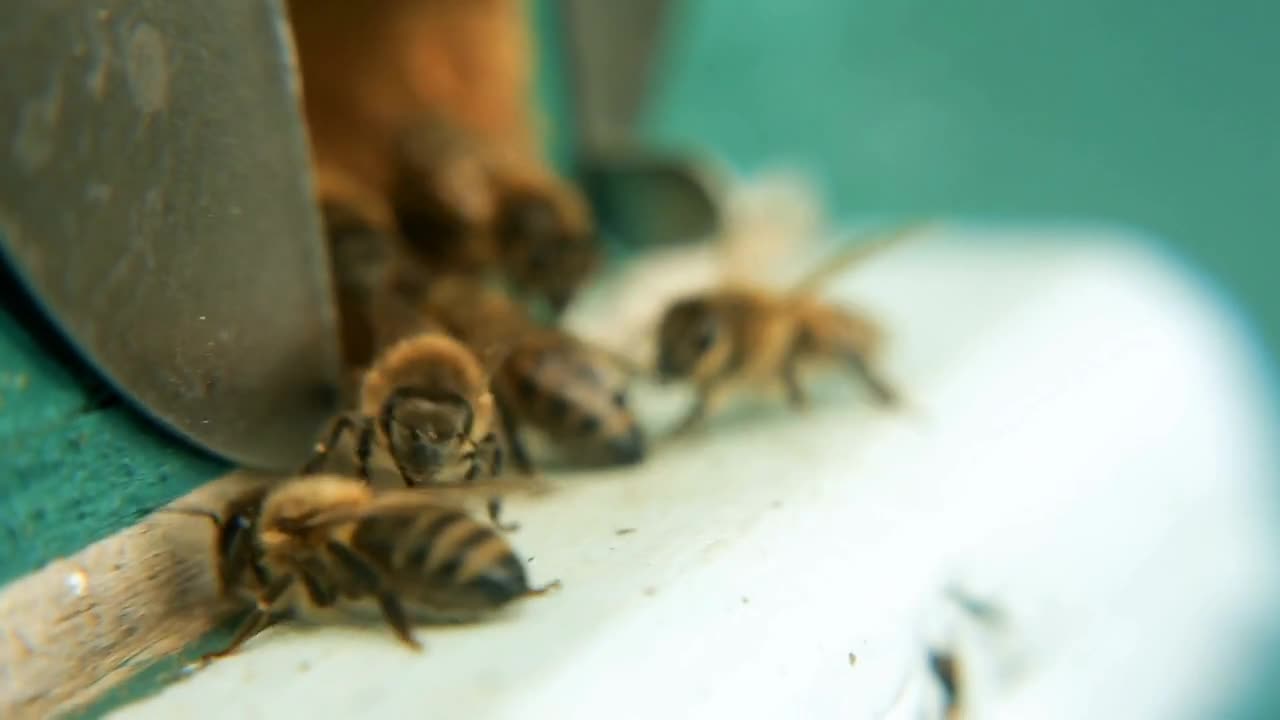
xmin=847 ymin=653 xmax=857 ymax=667
xmin=615 ymin=528 xmax=636 ymax=536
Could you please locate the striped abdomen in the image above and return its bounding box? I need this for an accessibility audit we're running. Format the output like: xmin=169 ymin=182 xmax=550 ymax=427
xmin=497 ymin=335 xmax=645 ymax=465
xmin=349 ymin=505 xmax=529 ymax=616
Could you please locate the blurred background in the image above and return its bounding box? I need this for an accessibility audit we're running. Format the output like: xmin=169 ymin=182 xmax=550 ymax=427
xmin=539 ymin=0 xmax=1280 ymax=377
xmin=533 ymin=1 xmax=1280 ymax=716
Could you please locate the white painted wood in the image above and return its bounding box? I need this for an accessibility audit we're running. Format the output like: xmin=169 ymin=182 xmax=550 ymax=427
xmin=115 ymin=225 xmax=1280 ymax=719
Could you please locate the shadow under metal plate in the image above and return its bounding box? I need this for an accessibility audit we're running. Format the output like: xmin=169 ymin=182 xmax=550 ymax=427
xmin=0 ymin=1 xmax=341 ymax=470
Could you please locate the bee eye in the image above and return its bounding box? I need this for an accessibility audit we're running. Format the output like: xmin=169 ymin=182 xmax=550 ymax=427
xmin=578 ymin=416 xmax=601 ymax=434
xmin=693 ymin=326 xmax=717 ymax=354
xmin=527 ymin=245 xmax=555 ymax=274
xmin=548 ymin=396 xmax=569 ymax=421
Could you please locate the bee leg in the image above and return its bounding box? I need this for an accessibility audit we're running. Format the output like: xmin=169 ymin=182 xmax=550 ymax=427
xmin=301 ymin=413 xmax=361 ymax=475
xmin=780 ymin=352 xmax=809 ymax=410
xmin=198 ymin=574 xmax=294 ymax=664
xmin=355 ymin=419 xmax=377 ymax=482
xmin=844 ymin=352 xmax=899 ymax=407
xmin=512 ymin=438 xmax=535 ymax=475
xmin=928 ymin=649 xmax=962 ymax=716
xmin=672 ymin=384 xmax=719 ymax=436
xmin=220 ymin=519 xmax=263 ymax=595
xmin=525 ymin=579 xmax=563 ymax=597
xmin=377 ymin=594 xmax=423 ymax=651
xmin=508 ymin=435 xmax=535 ymax=476
xmin=474 ymin=434 xmax=520 ymax=532
xmin=296 ymin=559 xmax=337 ymax=608
xmin=325 ymin=541 xmax=383 ymax=592
xmin=497 ymin=400 xmax=536 ymax=476
xmin=472 ymin=431 xmax=504 ymax=478
xmin=486 ymin=496 xmax=520 ymax=533
xmin=322 ymin=540 xmax=420 ymax=650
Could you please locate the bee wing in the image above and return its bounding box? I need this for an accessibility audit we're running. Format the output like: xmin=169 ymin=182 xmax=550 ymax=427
xmin=562 ymin=170 xmax=832 ymax=370
xmin=369 ymin=476 xmax=559 ymax=513
xmin=718 ymin=168 xmax=827 ymax=288
xmin=787 ymin=220 xmax=941 ymax=297
xmin=275 ymin=507 xmax=367 ymax=533
xmin=275 ymin=490 xmax=470 ymax=531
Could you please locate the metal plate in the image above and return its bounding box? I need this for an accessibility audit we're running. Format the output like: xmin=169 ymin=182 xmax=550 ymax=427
xmin=0 ymin=1 xmax=341 ymax=470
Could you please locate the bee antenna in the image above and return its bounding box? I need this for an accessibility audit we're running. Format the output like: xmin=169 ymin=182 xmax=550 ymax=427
xmin=788 ymin=220 xmax=939 ymax=296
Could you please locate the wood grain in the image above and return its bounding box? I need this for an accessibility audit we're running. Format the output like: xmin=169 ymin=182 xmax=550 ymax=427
xmin=0 ymin=471 xmax=278 ymax=719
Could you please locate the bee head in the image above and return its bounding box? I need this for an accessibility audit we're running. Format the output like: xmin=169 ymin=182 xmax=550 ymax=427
xmin=656 ymin=296 xmax=729 ymax=381
xmin=495 ymin=192 xmax=599 ymax=316
xmin=562 ymin=384 xmax=647 ymax=467
xmin=383 ymin=391 xmax=475 ymax=480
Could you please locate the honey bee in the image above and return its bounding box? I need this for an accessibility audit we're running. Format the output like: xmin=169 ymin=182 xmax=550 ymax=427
xmin=391 ymin=119 xmax=600 ymax=317
xmin=170 ymin=474 xmax=558 ymax=662
xmin=319 ymin=200 xmax=442 ymax=371
xmin=653 ymin=223 xmax=928 ymax=433
xmin=497 ymin=331 xmax=646 ymax=467
xmin=303 ymin=328 xmax=516 ymax=527
xmin=322 ymin=200 xmax=401 ymax=369
xmin=420 ymin=276 xmax=646 ymax=468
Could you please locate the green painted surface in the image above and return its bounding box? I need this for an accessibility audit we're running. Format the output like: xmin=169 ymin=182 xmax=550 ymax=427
xmin=0 ymin=256 xmax=227 ymax=587
xmin=531 ymin=0 xmax=573 ymax=172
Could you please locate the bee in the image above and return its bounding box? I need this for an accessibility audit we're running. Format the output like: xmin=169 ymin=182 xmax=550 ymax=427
xmin=491 ymin=328 xmax=645 ymax=468
xmin=421 ymin=276 xmax=646 ymax=468
xmin=302 ymin=328 xmax=516 ymax=527
xmin=319 ymin=200 xmax=444 ymax=373
xmin=653 ymin=223 xmax=927 ymax=433
xmin=169 ymin=475 xmax=558 ymax=662
xmin=391 ymin=118 xmax=600 ymax=317
xmin=321 ymin=200 xmax=403 ymax=369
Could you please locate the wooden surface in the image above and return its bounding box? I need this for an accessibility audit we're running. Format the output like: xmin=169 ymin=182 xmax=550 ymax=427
xmin=0 ymin=471 xmax=273 ymax=719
